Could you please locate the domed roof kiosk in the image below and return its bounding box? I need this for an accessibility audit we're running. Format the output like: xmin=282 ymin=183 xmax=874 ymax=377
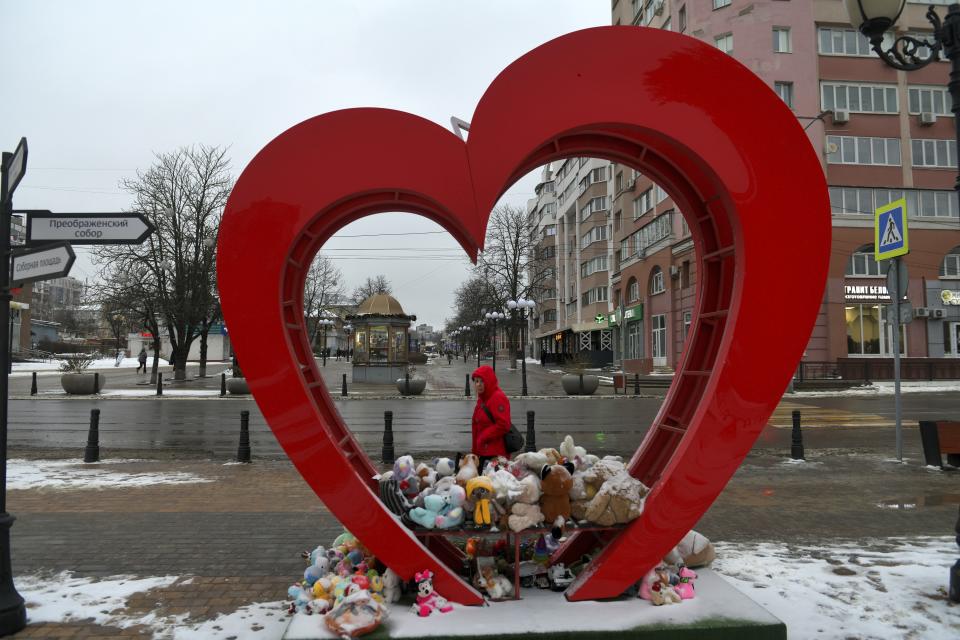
xmin=346 ymin=294 xmax=416 ymax=384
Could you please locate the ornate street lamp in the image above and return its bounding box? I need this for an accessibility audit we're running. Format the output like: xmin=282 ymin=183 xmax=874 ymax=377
xmin=845 ymin=1 xmax=960 ymax=218
xmin=507 ymin=297 xmax=536 ymax=396
xmin=343 ymin=323 xmax=353 ymax=362
xmin=318 ymin=318 xmax=334 ymax=366
xmin=484 ymin=311 xmax=506 ymax=372
xmin=472 ymin=320 xmax=483 ymax=369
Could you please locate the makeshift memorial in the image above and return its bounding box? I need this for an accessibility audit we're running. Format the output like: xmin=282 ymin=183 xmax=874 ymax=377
xmin=411 ymin=570 xmax=454 ymax=617
xmin=648 ymin=566 xmax=682 ymax=606
xmin=325 ymin=588 xmax=389 ymax=637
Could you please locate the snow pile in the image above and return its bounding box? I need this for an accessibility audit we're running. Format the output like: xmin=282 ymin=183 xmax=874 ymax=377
xmin=794 ymin=381 xmax=960 ymax=397
xmin=7 ymin=459 xmax=214 ymax=490
xmin=714 ymin=537 xmax=960 ymax=639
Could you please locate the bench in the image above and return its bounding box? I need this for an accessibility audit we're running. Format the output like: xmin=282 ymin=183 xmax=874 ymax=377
xmin=919 ymin=421 xmax=960 ymax=468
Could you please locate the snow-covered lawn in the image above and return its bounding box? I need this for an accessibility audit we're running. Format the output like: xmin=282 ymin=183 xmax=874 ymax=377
xmin=11 ymin=537 xmax=959 ymax=638
xmin=6 ymin=459 xmax=213 ymax=490
xmin=794 ymin=381 xmax=960 ymax=397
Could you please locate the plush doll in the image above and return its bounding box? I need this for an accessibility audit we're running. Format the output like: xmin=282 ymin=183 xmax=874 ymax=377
xmin=649 ymin=566 xmax=682 ymax=606
xmin=539 ymin=462 xmax=575 ymax=530
xmin=434 ymin=484 xmax=467 ymax=529
xmin=456 ymin=453 xmax=480 ymax=487
xmin=478 ymin=565 xmax=514 ymax=600
xmin=487 ymin=468 xmax=523 ymax=504
xmin=466 ymin=476 xmax=505 ymax=529
xmin=559 ymin=435 xmax=588 ymax=469
xmin=512 ymin=450 xmax=549 ymax=473
xmin=583 ymin=471 xmax=648 ymax=526
xmin=411 ymin=570 xmax=453 ymax=617
xmin=539 ymin=448 xmax=563 ymax=466
xmin=434 ymin=457 xmax=456 ymax=479
xmin=674 ymin=567 xmax=697 ymax=600
xmin=393 ymin=455 xmax=420 ymax=500
xmin=508 ymin=474 xmax=543 ymax=532
xmin=675 ymin=530 xmax=716 ymax=568
xmin=409 ymin=494 xmax=446 ymax=529
xmin=378 ymin=472 xmax=414 ymax=516
xmin=325 ymin=588 xmax=389 ymax=637
xmin=287 ymin=583 xmax=313 ymax=615
xmin=382 ymin=568 xmax=402 ymax=603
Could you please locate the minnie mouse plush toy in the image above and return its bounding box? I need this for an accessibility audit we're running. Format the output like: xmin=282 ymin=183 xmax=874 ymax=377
xmin=411 ymin=570 xmax=453 ymax=617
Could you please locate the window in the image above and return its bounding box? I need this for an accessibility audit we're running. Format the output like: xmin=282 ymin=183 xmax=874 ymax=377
xmin=829 ymin=186 xmax=959 ymax=218
xmin=678 ymin=5 xmax=686 ymax=32
xmin=911 ymin=139 xmax=958 ymax=168
xmin=942 ymin=247 xmax=960 ymax=277
xmin=682 ymin=311 xmax=692 ymax=344
xmin=650 ymin=267 xmax=665 ymax=294
xmin=581 ymin=286 xmax=608 ymax=306
xmin=817 ymin=27 xmax=893 ymax=57
xmin=542 ymin=225 xmax=557 ymax=237
xmin=627 ymin=321 xmax=643 ymax=359
xmin=655 ymin=185 xmax=668 ymax=204
xmin=821 ymin=82 xmax=898 ymax=114
xmin=846 ymin=245 xmax=886 ymax=277
xmin=615 ymin=172 xmax=623 ymax=193
xmin=773 ymin=27 xmax=791 ymax=53
xmin=909 ymin=85 xmax=953 ymax=115
xmin=580 ymin=225 xmax=608 ymax=249
xmin=580 ymin=196 xmax=607 ymax=221
xmin=826 ymin=135 xmax=901 ymax=166
xmin=775 ymin=82 xmax=794 ymax=108
xmin=580 ymin=256 xmax=608 ymax=278
xmin=713 ymin=0 xmax=731 ymax=8
xmin=541 ymin=288 xmax=557 ymax=300
xmin=627 ymin=278 xmax=640 ymax=303
xmin=633 ymin=189 xmax=652 ymax=219
xmin=681 ymin=260 xmax=691 ymax=289
xmin=541 ymin=245 xmax=556 ymax=259
xmin=652 ymin=315 xmax=667 ymax=359
xmin=715 ymin=33 xmax=733 ymax=54
xmin=845 ymin=303 xmax=905 ymax=356
xmin=543 ymin=309 xmax=557 ymax=323
xmin=614 ymin=210 xmax=622 ymax=232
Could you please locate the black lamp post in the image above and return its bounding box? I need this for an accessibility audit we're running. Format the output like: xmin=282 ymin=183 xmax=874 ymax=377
xmin=484 ymin=311 xmax=505 ymax=373
xmin=846 ymin=1 xmax=960 ymax=216
xmin=472 ymin=320 xmax=483 ymax=369
xmin=343 ymin=323 xmax=353 ymax=362
xmin=318 ymin=318 xmax=334 ymax=366
xmin=507 ymin=297 xmax=536 ymax=396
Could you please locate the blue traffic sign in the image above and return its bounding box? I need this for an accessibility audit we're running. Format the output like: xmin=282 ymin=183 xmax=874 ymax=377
xmin=874 ymin=197 xmax=909 ymax=261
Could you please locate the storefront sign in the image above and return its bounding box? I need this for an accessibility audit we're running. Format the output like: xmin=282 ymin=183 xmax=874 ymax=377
xmin=942 ymin=290 xmax=960 ymax=306
xmin=844 ymin=284 xmax=891 ymax=302
xmin=622 ymin=303 xmax=643 ymax=321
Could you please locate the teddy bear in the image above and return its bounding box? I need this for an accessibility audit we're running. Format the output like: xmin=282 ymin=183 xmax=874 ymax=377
xmin=393 ymin=455 xmax=420 ymax=500
xmin=571 ymin=458 xmax=626 ymax=521
xmin=539 ymin=462 xmax=575 ymax=530
xmin=507 ymin=474 xmax=543 ymax=532
xmin=559 ymin=435 xmax=588 ymax=469
xmin=408 ymin=482 xmax=466 ymax=529
xmin=434 ymin=457 xmax=455 ymax=479
xmin=583 ymin=471 xmax=648 ymax=527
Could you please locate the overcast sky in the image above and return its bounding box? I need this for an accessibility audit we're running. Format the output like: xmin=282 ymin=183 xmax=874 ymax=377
xmin=0 ymin=0 xmax=609 ymax=329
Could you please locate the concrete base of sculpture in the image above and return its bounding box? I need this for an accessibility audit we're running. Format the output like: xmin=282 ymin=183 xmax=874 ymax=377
xmin=284 ymin=570 xmax=784 ymax=639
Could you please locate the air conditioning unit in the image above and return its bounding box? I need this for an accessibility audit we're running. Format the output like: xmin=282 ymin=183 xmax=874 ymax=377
xmin=832 ymin=109 xmax=850 ymax=124
xmin=932 ymin=308 xmax=946 ymax=319
xmin=915 ymin=307 xmax=930 ymax=318
xmin=669 ymin=265 xmax=680 ymax=279
xmin=920 ymin=111 xmax=937 ymax=126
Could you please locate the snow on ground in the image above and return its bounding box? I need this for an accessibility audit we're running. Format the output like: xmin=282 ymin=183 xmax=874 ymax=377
xmin=98 ymin=389 xmax=220 ymax=397
xmin=793 ymin=381 xmax=960 ymax=397
xmin=11 ymin=538 xmax=960 ymax=638
xmin=713 ymin=537 xmax=960 ymax=639
xmin=7 ymin=459 xmax=213 ymax=490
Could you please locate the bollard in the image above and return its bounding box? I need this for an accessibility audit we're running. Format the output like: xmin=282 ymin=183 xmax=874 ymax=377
xmin=237 ymin=410 xmax=251 ymax=463
xmin=405 ymin=372 xmax=410 ymax=395
xmin=465 ymin=373 xmax=471 ymax=397
xmin=220 ymin=372 xmax=227 ymax=397
xmin=525 ymin=411 xmax=536 ymax=453
xmin=30 ymin=371 xmax=37 ymax=396
xmin=84 ymin=409 xmax=100 ymax=463
xmin=791 ymin=410 xmax=805 ymax=460
xmin=382 ymin=411 xmax=395 ymax=464
xmin=579 ymin=373 xmax=584 ymax=395
xmin=342 ymin=373 xmax=348 ymax=397
xmin=634 ymin=373 xmax=640 ymax=395
xmin=156 ymin=372 xmax=163 ymax=396
xmin=94 ymin=372 xmax=100 ymax=394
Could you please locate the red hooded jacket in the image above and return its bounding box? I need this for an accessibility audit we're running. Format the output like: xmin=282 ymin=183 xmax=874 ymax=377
xmin=471 ymin=366 xmax=511 ymax=457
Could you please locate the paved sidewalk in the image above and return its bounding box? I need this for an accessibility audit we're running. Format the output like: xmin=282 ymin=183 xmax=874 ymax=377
xmin=7 ymin=428 xmax=960 ymax=637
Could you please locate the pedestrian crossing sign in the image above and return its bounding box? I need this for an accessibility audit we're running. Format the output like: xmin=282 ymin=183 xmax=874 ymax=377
xmin=874 ymin=197 xmax=909 ymax=261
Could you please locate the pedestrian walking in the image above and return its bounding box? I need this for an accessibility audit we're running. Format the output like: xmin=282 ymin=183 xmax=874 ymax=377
xmin=137 ymin=347 xmax=148 ymax=374
xmin=469 ymin=365 xmax=511 ymax=470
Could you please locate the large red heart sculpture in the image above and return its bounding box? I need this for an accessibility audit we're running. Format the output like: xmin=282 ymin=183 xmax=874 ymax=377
xmin=218 ymin=26 xmax=830 ymax=603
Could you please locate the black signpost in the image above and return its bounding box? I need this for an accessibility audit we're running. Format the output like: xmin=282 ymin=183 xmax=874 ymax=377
xmin=0 ymin=137 xmax=27 ymax=634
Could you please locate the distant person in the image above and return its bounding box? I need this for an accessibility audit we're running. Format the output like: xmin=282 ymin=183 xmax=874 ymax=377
xmin=137 ymin=347 xmax=148 ymax=374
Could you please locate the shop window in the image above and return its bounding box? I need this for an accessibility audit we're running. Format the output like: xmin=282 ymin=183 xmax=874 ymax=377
xmin=650 ymin=267 xmax=665 ymax=295
xmin=846 ymin=245 xmax=886 ymax=277
xmin=845 ymin=303 xmax=905 ymax=356
xmin=942 ymin=247 xmax=960 ymax=277
xmin=627 ymin=321 xmax=643 ymax=359
xmin=652 ymin=314 xmax=667 ymax=359
xmin=369 ymin=326 xmax=389 ymax=362
xmin=354 ymin=330 xmax=367 ymax=363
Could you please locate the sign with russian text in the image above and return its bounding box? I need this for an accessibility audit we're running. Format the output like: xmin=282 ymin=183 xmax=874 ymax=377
xmin=25 ymin=211 xmax=154 ymax=245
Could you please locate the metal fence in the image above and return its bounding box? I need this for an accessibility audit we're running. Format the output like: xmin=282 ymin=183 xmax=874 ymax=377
xmin=796 ymin=359 xmax=960 ymax=382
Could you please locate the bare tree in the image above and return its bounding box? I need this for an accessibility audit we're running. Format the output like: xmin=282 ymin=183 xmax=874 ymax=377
xmin=303 ymin=253 xmax=346 ymax=351
xmin=94 ymin=264 xmax=165 ymax=383
xmin=93 ymin=145 xmax=232 ymax=380
xmin=447 ymin=276 xmax=497 ymax=362
xmin=474 ymin=204 xmax=548 ymax=367
xmin=351 ymin=275 xmax=392 ymax=304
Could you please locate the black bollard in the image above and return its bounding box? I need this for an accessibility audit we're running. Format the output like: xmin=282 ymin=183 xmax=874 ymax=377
xmin=342 ymin=373 xmax=348 ymax=397
xmin=93 ymin=372 xmax=100 ymax=394
xmin=220 ymin=372 xmax=227 ymax=396
xmin=382 ymin=411 xmax=395 ymax=465
xmin=465 ymin=373 xmax=470 ymax=397
xmin=525 ymin=410 xmax=536 ymax=452
xmin=30 ymin=371 xmax=37 ymax=396
xmin=84 ymin=409 xmax=100 ymax=463
xmin=579 ymin=373 xmax=584 ymax=395
xmin=634 ymin=373 xmax=640 ymax=395
xmin=237 ymin=410 xmax=251 ymax=463
xmin=156 ymin=372 xmax=163 ymax=396
xmin=791 ymin=410 xmax=805 ymax=460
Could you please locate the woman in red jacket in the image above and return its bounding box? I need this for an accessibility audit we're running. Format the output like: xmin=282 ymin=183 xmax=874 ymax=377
xmin=470 ymin=365 xmax=511 ymax=467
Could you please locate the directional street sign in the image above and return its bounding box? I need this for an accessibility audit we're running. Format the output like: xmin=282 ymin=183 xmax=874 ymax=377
xmin=875 ymin=197 xmax=909 ymax=261
xmin=1 ymin=137 xmax=27 ymax=204
xmin=24 ymin=211 xmax=155 ymax=245
xmin=11 ymin=242 xmax=75 ymax=286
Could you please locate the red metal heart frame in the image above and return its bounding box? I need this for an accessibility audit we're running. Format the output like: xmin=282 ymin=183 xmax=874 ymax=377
xmin=218 ymin=26 xmax=830 ymax=604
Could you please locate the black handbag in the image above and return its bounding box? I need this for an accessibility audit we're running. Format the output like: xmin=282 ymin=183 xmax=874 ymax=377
xmin=481 ymin=402 xmax=524 ymax=454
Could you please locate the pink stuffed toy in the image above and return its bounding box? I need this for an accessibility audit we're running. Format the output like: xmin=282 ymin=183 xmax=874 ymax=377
xmin=674 ymin=566 xmax=697 ymax=599
xmin=411 ymin=570 xmax=453 ymax=617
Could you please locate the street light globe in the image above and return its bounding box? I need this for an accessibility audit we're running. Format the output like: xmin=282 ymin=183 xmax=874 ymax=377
xmin=845 ymin=0 xmax=905 ymax=41
xmin=485 ymin=312 xmax=492 ymax=319
xmin=524 ymin=299 xmax=536 ymax=309
xmin=507 ymin=300 xmax=518 ymax=309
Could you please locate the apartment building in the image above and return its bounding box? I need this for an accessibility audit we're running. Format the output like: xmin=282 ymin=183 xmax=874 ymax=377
xmin=592 ymin=0 xmax=960 ymax=374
